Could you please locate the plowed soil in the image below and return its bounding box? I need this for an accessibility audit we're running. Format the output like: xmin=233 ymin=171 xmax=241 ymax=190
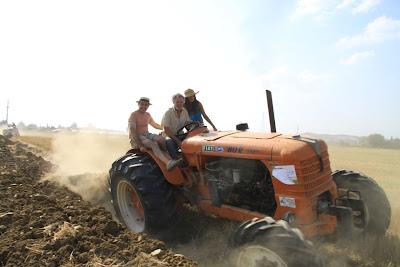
xmin=0 ymin=135 xmax=197 ymax=267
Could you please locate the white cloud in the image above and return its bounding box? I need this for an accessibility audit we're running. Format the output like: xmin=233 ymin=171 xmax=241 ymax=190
xmin=336 ymin=0 xmax=354 ymax=9
xmin=340 ymin=50 xmax=375 ymax=64
xmin=292 ymin=0 xmax=382 ymax=20
xmin=293 ymin=0 xmax=329 ymax=16
xmin=337 ymin=0 xmax=381 ymax=13
xmin=291 ymin=0 xmax=337 ymax=20
xmin=337 ymin=16 xmax=400 ymax=48
xmin=353 ymin=0 xmax=381 ymax=13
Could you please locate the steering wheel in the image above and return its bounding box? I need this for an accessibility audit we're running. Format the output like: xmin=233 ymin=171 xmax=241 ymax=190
xmin=176 ymin=121 xmax=202 ymax=137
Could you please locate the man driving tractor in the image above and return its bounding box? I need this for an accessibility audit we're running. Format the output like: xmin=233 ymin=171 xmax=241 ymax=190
xmin=161 ymin=93 xmax=195 ymax=160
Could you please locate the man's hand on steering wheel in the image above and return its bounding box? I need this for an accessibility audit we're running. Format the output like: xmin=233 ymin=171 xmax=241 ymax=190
xmin=176 ymin=121 xmax=201 ymax=135
xmin=176 ymin=121 xmax=201 ymax=138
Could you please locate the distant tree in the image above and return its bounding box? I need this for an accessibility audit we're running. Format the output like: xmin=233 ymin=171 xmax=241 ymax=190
xmin=366 ymin=134 xmax=386 ymax=148
xmin=388 ymin=137 xmax=400 ymax=149
xmin=395 ymin=139 xmax=400 ymax=149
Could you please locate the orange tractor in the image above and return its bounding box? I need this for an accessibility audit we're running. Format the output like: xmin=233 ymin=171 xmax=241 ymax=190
xmin=109 ymin=91 xmax=391 ymax=266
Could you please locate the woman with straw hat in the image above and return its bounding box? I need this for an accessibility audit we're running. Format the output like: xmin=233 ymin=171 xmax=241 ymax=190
xmin=184 ymin=89 xmax=217 ymax=131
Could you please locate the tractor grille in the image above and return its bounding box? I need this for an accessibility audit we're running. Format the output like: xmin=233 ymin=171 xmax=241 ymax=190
xmin=297 ymin=151 xmax=333 ymax=196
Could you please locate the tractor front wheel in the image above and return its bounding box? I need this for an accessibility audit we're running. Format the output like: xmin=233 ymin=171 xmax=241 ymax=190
xmin=332 ymin=170 xmax=391 ymax=235
xmin=230 ymin=217 xmax=325 ymax=267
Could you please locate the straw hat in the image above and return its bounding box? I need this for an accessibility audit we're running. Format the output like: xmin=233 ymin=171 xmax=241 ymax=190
xmin=136 ymin=97 xmax=152 ymax=105
xmin=184 ymin=89 xmax=199 ymax=98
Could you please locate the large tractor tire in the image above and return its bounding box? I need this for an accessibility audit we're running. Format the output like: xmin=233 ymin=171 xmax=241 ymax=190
xmin=109 ymin=153 xmax=177 ymax=232
xmin=332 ymin=170 xmax=391 ymax=235
xmin=230 ymin=217 xmax=325 ymax=267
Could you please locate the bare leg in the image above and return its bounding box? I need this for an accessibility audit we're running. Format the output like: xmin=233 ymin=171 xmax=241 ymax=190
xmin=142 ymin=139 xmax=182 ymax=170
xmin=154 ymin=135 xmax=167 ymax=151
xmin=142 ymin=140 xmax=170 ymax=165
xmin=149 ymin=142 xmax=171 ymax=164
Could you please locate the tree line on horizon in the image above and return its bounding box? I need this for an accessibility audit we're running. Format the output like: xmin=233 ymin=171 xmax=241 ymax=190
xmin=336 ymin=133 xmax=400 ymax=149
xmin=359 ymin=134 xmax=400 ymax=149
xmin=0 ymin=121 xmax=78 ymax=131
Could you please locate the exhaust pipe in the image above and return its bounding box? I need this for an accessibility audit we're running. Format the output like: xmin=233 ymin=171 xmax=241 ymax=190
xmin=266 ymin=90 xmax=276 ymax=133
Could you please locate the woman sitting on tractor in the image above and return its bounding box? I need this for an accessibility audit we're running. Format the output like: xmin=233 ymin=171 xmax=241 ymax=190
xmin=184 ymin=89 xmax=217 ymax=131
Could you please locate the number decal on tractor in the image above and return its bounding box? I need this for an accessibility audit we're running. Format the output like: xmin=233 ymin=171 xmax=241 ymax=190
xmin=203 ymin=145 xmax=224 ymax=152
xmin=279 ymin=196 xmax=296 ymax=208
xmin=203 ymin=145 xmax=215 ymax=152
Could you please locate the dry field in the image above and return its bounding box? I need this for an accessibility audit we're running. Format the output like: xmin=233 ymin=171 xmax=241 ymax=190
xmin=18 ymin=135 xmax=53 ymax=153
xmin=329 ymin=145 xmax=400 ymax=235
xmin=15 ymin=132 xmax=400 ymax=266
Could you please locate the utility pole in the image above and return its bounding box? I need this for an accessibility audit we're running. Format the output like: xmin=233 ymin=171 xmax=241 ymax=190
xmin=6 ymin=100 xmax=9 ymax=124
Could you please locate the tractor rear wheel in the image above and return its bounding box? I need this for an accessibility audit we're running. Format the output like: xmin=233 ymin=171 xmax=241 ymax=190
xmin=109 ymin=153 xmax=177 ymax=232
xmin=332 ymin=170 xmax=391 ymax=235
xmin=230 ymin=217 xmax=324 ymax=267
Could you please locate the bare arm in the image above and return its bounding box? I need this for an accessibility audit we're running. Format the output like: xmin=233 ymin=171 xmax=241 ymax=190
xmin=199 ymin=102 xmax=217 ymax=131
xmin=149 ymin=115 xmax=163 ymax=130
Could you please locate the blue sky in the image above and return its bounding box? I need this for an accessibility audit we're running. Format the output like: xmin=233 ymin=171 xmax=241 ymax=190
xmin=239 ymin=0 xmax=400 ymax=137
xmin=0 ymin=0 xmax=399 ymax=137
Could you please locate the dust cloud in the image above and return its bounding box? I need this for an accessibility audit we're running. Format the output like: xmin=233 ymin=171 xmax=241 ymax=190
xmin=44 ymin=131 xmax=129 ymax=206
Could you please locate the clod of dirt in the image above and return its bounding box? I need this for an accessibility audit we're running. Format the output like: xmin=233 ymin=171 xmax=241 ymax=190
xmin=53 ymin=222 xmax=78 ymax=240
xmin=151 ymin=248 xmax=163 ymax=256
xmin=129 ymin=252 xmax=169 ymax=267
xmin=32 ymin=193 xmax=53 ymax=202
xmin=0 ymin=225 xmax=7 ymax=234
xmin=102 ymin=220 xmax=121 ymax=236
xmin=0 ymin=212 xmax=14 ymax=225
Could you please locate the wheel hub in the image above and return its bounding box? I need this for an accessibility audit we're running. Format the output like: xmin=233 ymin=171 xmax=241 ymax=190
xmin=117 ymin=180 xmax=145 ymax=232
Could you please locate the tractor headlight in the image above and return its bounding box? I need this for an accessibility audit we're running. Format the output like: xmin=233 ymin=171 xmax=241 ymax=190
xmin=282 ymin=212 xmax=296 ymax=224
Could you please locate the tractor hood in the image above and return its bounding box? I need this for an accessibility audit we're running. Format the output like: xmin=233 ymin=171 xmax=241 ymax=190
xmin=182 ymin=131 xmax=283 ymax=160
xmin=202 ymin=131 xmax=281 ymax=141
xmin=182 ymin=131 xmax=327 ymax=163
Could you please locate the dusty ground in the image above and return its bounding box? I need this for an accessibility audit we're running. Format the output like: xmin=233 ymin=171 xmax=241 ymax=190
xmin=0 ymin=135 xmax=197 ymax=267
